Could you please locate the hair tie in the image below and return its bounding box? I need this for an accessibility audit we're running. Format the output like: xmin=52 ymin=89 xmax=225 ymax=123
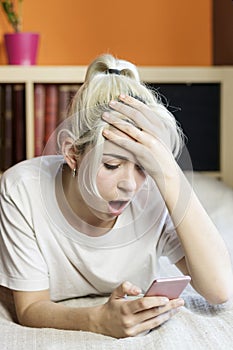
xmin=106 ymin=68 xmax=121 ymax=75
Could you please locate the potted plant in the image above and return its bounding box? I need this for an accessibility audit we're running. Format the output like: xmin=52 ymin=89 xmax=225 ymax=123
xmin=1 ymin=0 xmax=39 ymax=65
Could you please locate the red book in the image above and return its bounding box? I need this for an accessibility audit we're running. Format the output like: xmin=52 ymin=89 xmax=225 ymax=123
xmin=12 ymin=84 xmax=26 ymax=164
xmin=58 ymin=84 xmax=70 ymax=126
xmin=34 ymin=84 xmax=46 ymax=156
xmin=0 ymin=84 xmax=5 ymax=171
xmin=44 ymin=84 xmax=58 ymax=155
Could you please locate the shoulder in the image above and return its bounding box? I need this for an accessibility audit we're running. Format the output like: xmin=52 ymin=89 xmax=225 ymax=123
xmin=0 ymin=156 xmax=64 ymax=196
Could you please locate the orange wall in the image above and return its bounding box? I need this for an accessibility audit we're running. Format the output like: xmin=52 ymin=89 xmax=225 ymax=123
xmin=0 ymin=0 xmax=212 ymax=66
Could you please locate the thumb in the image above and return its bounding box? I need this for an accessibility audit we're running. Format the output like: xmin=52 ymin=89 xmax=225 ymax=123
xmin=110 ymin=281 xmax=142 ymax=300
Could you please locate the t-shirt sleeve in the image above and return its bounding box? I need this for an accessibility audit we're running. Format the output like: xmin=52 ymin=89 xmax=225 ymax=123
xmin=0 ymin=176 xmax=49 ymax=291
xmin=157 ymin=213 xmax=184 ymax=264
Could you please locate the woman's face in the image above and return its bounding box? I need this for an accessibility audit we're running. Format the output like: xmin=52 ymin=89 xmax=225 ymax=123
xmin=77 ymin=137 xmax=146 ymax=225
xmin=75 ymin=112 xmax=147 ymax=227
xmin=96 ymin=140 xmax=146 ymax=217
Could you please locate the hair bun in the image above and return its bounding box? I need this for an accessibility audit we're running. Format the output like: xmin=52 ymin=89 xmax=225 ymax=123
xmin=85 ymin=54 xmax=140 ymax=82
xmin=106 ymin=68 xmax=121 ymax=75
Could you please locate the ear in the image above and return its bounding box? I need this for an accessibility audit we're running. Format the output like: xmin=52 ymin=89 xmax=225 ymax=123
xmin=61 ymin=137 xmax=77 ymax=171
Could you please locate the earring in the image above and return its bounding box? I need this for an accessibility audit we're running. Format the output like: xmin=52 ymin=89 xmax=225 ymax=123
xmin=72 ymin=168 xmax=76 ymax=178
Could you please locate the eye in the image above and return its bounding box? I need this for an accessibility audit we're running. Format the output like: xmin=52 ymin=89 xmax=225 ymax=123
xmin=103 ymin=163 xmax=119 ymax=170
xmin=135 ymin=164 xmax=145 ymax=173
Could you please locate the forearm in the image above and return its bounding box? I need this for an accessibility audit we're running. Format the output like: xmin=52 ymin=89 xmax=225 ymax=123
xmin=14 ymin=282 xmax=183 ymax=338
xmin=154 ymin=168 xmax=233 ymax=304
xmin=177 ymin=190 xmax=233 ymax=303
xmin=18 ymin=299 xmax=101 ymax=332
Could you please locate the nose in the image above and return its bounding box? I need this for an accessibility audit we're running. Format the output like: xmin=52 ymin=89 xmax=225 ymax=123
xmin=117 ymin=168 xmax=137 ymax=193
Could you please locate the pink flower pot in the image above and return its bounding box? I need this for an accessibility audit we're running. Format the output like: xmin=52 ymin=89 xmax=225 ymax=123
xmin=4 ymin=32 xmax=40 ymax=65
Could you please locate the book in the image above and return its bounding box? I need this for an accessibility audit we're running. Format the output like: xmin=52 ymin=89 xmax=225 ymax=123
xmin=2 ymin=84 xmax=13 ymax=170
xmin=69 ymin=84 xmax=80 ymax=102
xmin=12 ymin=84 xmax=26 ymax=164
xmin=0 ymin=85 xmax=5 ymax=170
xmin=58 ymin=84 xmax=70 ymax=126
xmin=44 ymin=84 xmax=58 ymax=155
xmin=58 ymin=84 xmax=81 ymax=126
xmin=34 ymin=84 xmax=46 ymax=156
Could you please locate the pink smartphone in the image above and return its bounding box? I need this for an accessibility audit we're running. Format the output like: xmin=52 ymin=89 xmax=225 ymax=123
xmin=145 ymin=275 xmax=191 ymax=299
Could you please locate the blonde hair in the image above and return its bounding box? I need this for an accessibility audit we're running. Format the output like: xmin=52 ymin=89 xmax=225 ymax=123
xmin=61 ymin=54 xmax=184 ymax=195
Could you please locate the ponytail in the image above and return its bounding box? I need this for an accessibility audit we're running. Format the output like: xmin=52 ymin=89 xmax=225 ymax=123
xmin=84 ymin=54 xmax=140 ymax=83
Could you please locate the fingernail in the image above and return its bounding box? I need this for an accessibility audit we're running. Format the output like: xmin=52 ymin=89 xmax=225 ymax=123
xmin=109 ymin=100 xmax=117 ymax=106
xmin=102 ymin=112 xmax=110 ymax=120
xmin=103 ymin=129 xmax=110 ymax=136
xmin=161 ymin=298 xmax=169 ymax=304
xmin=132 ymin=286 xmax=142 ymax=294
xmin=176 ymin=299 xmax=185 ymax=307
xmin=120 ymin=94 xmax=126 ymax=99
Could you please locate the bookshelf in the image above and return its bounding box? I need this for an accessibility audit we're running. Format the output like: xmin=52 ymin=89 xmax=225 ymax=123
xmin=0 ymin=66 xmax=233 ymax=187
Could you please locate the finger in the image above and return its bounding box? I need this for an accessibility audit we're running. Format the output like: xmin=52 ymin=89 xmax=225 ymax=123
xmin=102 ymin=113 xmax=149 ymax=146
xmin=109 ymin=100 xmax=151 ymax=131
xmin=117 ymin=95 xmax=172 ymax=145
xmin=127 ymin=296 xmax=170 ymax=314
xmin=103 ymin=110 xmax=169 ymax=151
xmin=110 ymin=281 xmax=142 ymax=300
xmin=130 ymin=298 xmax=184 ymax=331
xmin=138 ymin=307 xmax=181 ymax=334
xmin=142 ymin=297 xmax=184 ymax=315
xmin=112 ymin=95 xmax=163 ymax=130
xmin=125 ymin=301 xmax=183 ymax=336
xmin=118 ymin=95 xmax=167 ymax=129
xmin=119 ymin=94 xmax=151 ymax=113
xmin=102 ymin=129 xmax=143 ymax=162
xmin=102 ymin=127 xmax=156 ymax=161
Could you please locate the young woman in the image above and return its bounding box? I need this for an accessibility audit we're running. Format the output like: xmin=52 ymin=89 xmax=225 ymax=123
xmin=0 ymin=54 xmax=232 ymax=338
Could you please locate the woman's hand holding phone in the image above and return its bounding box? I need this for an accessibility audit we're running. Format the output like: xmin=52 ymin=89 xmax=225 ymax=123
xmin=95 ymin=281 xmax=185 ymax=338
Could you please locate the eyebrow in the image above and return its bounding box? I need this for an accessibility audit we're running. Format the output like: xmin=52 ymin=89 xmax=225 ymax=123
xmin=102 ymin=153 xmax=129 ymax=161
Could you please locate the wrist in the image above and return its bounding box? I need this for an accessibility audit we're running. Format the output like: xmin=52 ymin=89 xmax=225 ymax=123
xmin=152 ymin=167 xmax=194 ymax=226
xmin=88 ymin=304 xmax=106 ymax=335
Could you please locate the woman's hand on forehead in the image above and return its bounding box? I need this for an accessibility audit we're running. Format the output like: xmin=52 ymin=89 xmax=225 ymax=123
xmin=102 ymin=95 xmax=176 ymax=178
xmin=107 ymin=95 xmax=171 ymax=145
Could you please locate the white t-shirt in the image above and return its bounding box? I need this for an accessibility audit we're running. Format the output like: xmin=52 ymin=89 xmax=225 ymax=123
xmin=0 ymin=156 xmax=184 ymax=301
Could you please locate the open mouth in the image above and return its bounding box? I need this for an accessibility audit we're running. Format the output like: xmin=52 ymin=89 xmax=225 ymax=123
xmin=108 ymin=200 xmax=129 ymax=215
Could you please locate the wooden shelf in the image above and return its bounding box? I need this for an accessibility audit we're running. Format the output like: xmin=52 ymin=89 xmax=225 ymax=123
xmin=0 ymin=65 xmax=233 ymax=187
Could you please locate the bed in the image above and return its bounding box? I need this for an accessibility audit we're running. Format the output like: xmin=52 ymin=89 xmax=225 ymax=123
xmin=1 ymin=171 xmax=233 ymax=349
